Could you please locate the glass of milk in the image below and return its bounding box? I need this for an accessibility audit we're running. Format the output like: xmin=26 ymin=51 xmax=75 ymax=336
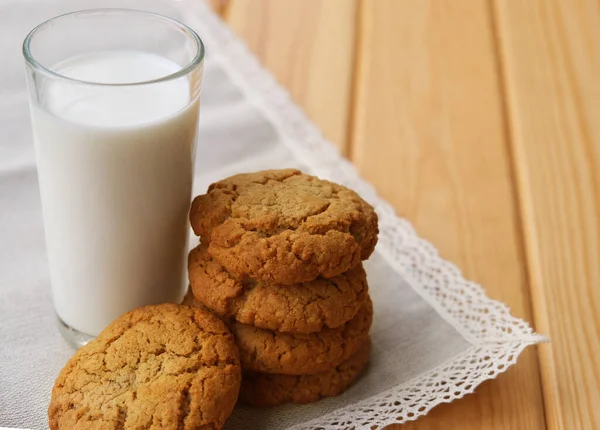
xmin=23 ymin=9 xmax=204 ymax=347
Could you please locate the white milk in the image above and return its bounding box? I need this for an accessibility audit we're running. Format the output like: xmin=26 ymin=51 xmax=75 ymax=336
xmin=30 ymin=51 xmax=200 ymax=336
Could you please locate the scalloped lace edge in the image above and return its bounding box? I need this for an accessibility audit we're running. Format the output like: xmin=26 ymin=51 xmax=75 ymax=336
xmin=190 ymin=2 xmax=546 ymax=428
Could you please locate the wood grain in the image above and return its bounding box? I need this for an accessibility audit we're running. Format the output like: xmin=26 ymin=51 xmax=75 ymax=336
xmin=493 ymin=0 xmax=600 ymax=429
xmin=223 ymin=0 xmax=357 ymax=153
xmin=350 ymin=1 xmax=545 ymax=428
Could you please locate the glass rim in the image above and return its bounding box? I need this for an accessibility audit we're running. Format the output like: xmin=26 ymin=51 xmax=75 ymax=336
xmin=22 ymin=8 xmax=205 ymax=87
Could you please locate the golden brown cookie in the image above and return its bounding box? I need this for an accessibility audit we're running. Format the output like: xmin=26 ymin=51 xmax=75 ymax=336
xmin=48 ymin=304 xmax=241 ymax=430
xmin=188 ymin=244 xmax=368 ymax=334
xmin=234 ymin=298 xmax=372 ymax=375
xmin=190 ymin=169 xmax=378 ymax=284
xmin=239 ymin=338 xmax=371 ymax=407
xmin=183 ymin=289 xmax=372 ymax=375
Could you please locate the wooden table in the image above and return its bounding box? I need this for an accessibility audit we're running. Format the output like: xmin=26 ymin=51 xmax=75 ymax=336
xmin=210 ymin=1 xmax=600 ymax=428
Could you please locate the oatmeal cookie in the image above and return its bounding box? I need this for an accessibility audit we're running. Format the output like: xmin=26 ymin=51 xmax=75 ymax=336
xmin=239 ymin=338 xmax=371 ymax=407
xmin=48 ymin=304 xmax=241 ymax=430
xmin=190 ymin=169 xmax=378 ymax=284
xmin=188 ymin=244 xmax=368 ymax=333
xmin=232 ymin=298 xmax=372 ymax=375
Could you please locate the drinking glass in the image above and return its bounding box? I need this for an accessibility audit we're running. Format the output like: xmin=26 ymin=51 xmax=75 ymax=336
xmin=23 ymin=9 xmax=204 ymax=347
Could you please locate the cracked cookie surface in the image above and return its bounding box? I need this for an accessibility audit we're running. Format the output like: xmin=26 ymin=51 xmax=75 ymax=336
xmin=239 ymin=338 xmax=371 ymax=407
xmin=48 ymin=304 xmax=241 ymax=430
xmin=183 ymin=290 xmax=372 ymax=375
xmin=188 ymin=244 xmax=368 ymax=334
xmin=190 ymin=169 xmax=378 ymax=284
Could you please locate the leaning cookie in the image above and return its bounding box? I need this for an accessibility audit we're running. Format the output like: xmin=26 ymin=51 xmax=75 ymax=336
xmin=183 ymin=289 xmax=372 ymax=375
xmin=188 ymin=243 xmax=368 ymax=334
xmin=190 ymin=169 xmax=379 ymax=285
xmin=48 ymin=304 xmax=241 ymax=430
xmin=239 ymin=338 xmax=371 ymax=407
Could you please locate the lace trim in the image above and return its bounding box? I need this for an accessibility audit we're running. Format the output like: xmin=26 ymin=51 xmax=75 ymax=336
xmin=190 ymin=2 xmax=546 ymax=428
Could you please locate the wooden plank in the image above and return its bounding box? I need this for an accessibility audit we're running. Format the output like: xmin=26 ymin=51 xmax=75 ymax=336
xmin=207 ymin=0 xmax=228 ymax=16
xmin=493 ymin=0 xmax=600 ymax=428
xmin=222 ymin=0 xmax=357 ymax=154
xmin=351 ymin=1 xmax=546 ymax=428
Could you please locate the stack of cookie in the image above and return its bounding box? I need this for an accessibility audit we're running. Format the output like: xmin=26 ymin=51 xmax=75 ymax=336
xmin=185 ymin=169 xmax=378 ymax=407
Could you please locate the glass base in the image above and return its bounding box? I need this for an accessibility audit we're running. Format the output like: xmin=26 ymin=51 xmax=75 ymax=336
xmin=57 ymin=316 xmax=95 ymax=349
